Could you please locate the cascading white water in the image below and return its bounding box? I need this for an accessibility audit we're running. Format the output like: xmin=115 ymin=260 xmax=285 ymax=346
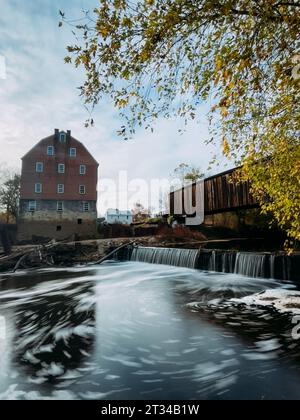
xmin=270 ymin=255 xmax=275 ymax=280
xmin=208 ymin=250 xmax=216 ymax=271
xmin=234 ymin=253 xmax=267 ymax=278
xmin=124 ymin=247 xmax=294 ymax=281
xmin=282 ymin=256 xmax=291 ymax=281
xmin=222 ymin=252 xmax=236 ymax=273
xmin=130 ymin=247 xmax=199 ymax=269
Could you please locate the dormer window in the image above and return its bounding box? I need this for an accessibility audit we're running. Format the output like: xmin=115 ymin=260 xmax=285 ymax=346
xmin=59 ymin=132 xmax=66 ymax=143
xmin=47 ymin=146 xmax=54 ymax=156
xmin=69 ymin=148 xmax=77 ymax=157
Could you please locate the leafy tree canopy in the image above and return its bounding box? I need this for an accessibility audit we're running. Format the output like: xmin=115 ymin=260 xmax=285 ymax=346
xmin=173 ymin=163 xmax=205 ymax=185
xmin=62 ymin=0 xmax=300 ymax=243
xmin=0 ymin=174 xmax=21 ymax=223
xmin=132 ymin=202 xmax=151 ymax=223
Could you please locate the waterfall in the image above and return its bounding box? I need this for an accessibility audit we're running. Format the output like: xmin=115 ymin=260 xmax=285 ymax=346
xmin=282 ymin=256 xmax=291 ymax=281
xmin=207 ymin=250 xmax=236 ymax=273
xmin=208 ymin=251 xmax=216 ymax=271
xmin=269 ymin=255 xmax=292 ymax=281
xmin=234 ymin=253 xmax=267 ymax=278
xmin=270 ymin=255 xmax=275 ymax=279
xmin=130 ymin=247 xmax=199 ymax=269
xmin=118 ymin=246 xmax=297 ymax=282
xmin=222 ymin=252 xmax=236 ymax=273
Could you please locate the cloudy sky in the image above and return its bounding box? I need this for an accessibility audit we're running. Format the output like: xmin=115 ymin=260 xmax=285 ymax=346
xmin=0 ymin=0 xmax=231 ymax=214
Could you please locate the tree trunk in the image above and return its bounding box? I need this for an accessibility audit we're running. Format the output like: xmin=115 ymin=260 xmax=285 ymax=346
xmin=0 ymin=227 xmax=12 ymax=255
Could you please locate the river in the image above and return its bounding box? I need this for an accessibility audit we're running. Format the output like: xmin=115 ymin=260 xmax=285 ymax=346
xmin=0 ymin=261 xmax=300 ymax=400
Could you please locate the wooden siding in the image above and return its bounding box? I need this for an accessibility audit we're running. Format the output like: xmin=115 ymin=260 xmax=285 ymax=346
xmin=170 ymin=168 xmax=259 ymax=216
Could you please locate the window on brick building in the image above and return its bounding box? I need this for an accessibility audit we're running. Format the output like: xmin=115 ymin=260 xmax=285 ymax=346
xmin=69 ymin=148 xmax=77 ymax=157
xmin=57 ymin=184 xmax=64 ymax=194
xmin=80 ymin=165 xmax=86 ymax=175
xmin=83 ymin=202 xmax=90 ymax=212
xmin=58 ymin=163 xmax=65 ymax=174
xmin=56 ymin=226 xmax=62 ymax=232
xmin=47 ymin=146 xmax=54 ymax=156
xmin=28 ymin=201 xmax=36 ymax=212
xmin=57 ymin=201 xmax=63 ymax=212
xmin=36 ymin=162 xmax=43 ymax=173
xmin=59 ymin=132 xmax=66 ymax=143
xmin=77 ymin=219 xmax=82 ymax=225
xmin=35 ymin=183 xmax=42 ymax=194
xmin=79 ymin=185 xmax=86 ymax=195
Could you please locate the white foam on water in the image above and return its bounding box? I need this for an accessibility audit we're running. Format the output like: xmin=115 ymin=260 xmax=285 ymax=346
xmin=79 ymin=388 xmax=131 ymax=400
xmin=232 ymin=289 xmax=300 ymax=315
xmin=60 ymin=369 xmax=82 ymax=380
xmin=102 ymin=354 xmax=142 ymax=368
xmin=0 ymin=315 xmax=6 ymax=340
xmin=0 ymin=384 xmax=25 ymax=400
xmin=36 ymin=362 xmax=64 ymax=378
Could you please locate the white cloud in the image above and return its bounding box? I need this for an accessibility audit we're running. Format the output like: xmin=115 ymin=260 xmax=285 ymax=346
xmin=0 ymin=0 xmax=231 ymax=215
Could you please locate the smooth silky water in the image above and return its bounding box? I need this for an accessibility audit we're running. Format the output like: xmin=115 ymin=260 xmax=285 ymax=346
xmin=0 ymin=260 xmax=300 ymax=400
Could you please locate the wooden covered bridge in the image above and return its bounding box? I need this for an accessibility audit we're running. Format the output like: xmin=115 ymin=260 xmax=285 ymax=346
xmin=169 ymin=167 xmax=259 ymax=218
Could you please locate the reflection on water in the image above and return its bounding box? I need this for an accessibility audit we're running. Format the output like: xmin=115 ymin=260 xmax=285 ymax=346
xmin=0 ymin=261 xmax=300 ymax=400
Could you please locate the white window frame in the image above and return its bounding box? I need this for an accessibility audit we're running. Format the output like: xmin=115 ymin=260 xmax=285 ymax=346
xmin=69 ymin=147 xmax=77 ymax=157
xmin=79 ymin=164 xmax=86 ymax=175
xmin=79 ymin=185 xmax=86 ymax=195
xmin=57 ymin=184 xmax=64 ymax=194
xmin=57 ymin=201 xmax=64 ymax=212
xmin=58 ymin=163 xmax=65 ymax=174
xmin=35 ymin=183 xmax=42 ymax=194
xmin=28 ymin=201 xmax=37 ymax=212
xmin=35 ymin=162 xmax=44 ymax=173
xmin=59 ymin=132 xmax=66 ymax=143
xmin=82 ymin=201 xmax=90 ymax=212
xmin=47 ymin=145 xmax=54 ymax=156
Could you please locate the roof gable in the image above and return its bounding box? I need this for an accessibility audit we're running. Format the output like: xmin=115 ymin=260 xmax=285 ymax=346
xmin=22 ymin=132 xmax=99 ymax=166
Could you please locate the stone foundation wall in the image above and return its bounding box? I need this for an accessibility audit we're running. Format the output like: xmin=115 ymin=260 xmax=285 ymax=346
xmin=18 ymin=219 xmax=97 ymax=243
xmin=18 ymin=200 xmax=97 ymax=243
xmin=19 ymin=200 xmax=97 ymax=221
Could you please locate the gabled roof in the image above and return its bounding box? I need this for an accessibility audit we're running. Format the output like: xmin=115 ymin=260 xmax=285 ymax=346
xmin=71 ymin=134 xmax=99 ymax=166
xmin=21 ymin=135 xmax=53 ymax=160
xmin=22 ymin=132 xmax=99 ymax=166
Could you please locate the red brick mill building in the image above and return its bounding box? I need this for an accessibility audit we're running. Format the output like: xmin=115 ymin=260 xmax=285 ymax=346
xmin=18 ymin=129 xmax=99 ymax=242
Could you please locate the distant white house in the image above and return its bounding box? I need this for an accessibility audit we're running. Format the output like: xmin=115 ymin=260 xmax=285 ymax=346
xmin=105 ymin=209 xmax=133 ymax=225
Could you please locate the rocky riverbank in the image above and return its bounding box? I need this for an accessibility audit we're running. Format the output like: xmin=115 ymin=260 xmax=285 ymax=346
xmin=1 ymin=235 xmax=299 ymax=276
xmin=0 ymin=235 xmax=206 ymax=273
xmin=0 ymin=238 xmax=126 ymax=272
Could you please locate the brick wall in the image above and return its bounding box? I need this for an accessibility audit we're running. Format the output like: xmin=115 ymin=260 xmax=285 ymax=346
xmin=18 ymin=130 xmax=99 ymax=243
xmin=20 ymin=134 xmax=98 ymax=201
